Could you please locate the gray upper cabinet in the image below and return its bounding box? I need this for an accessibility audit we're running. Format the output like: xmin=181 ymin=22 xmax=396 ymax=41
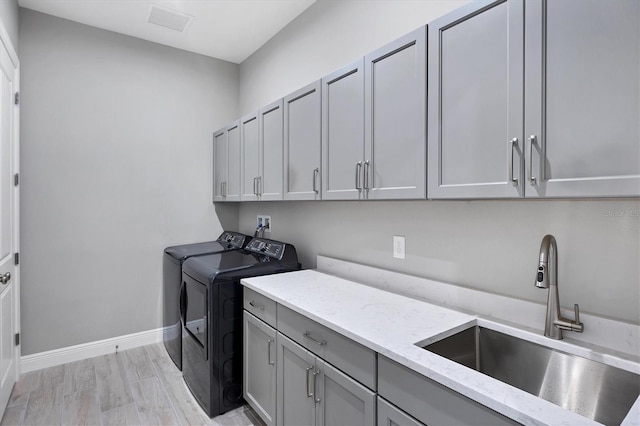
xmin=213 ymin=121 xmax=241 ymax=202
xmin=213 ymin=127 xmax=227 ymax=202
xmin=429 ymin=0 xmax=640 ymax=199
xmin=284 ymin=81 xmax=322 ymax=201
xmin=241 ymin=112 xmax=260 ymax=201
xmin=428 ymin=0 xmax=524 ymax=199
xmin=365 ymin=26 xmax=427 ymax=200
xmin=240 ymin=101 xmax=284 ymax=202
xmin=524 ymin=0 xmax=640 ymax=198
xmin=321 ymin=59 xmax=366 ymax=200
xmin=260 ymin=99 xmax=284 ymax=201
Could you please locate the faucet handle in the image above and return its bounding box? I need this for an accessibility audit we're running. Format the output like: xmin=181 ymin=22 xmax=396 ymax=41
xmin=574 ymin=304 xmax=580 ymax=324
xmin=572 ymin=304 xmax=584 ymax=333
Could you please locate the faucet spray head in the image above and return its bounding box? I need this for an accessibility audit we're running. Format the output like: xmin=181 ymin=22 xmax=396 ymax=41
xmin=536 ymin=234 xmax=555 ymax=289
xmin=536 ymin=262 xmax=549 ymax=288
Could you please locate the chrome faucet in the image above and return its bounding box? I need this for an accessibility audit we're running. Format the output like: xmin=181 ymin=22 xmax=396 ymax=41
xmin=535 ymin=235 xmax=584 ymax=339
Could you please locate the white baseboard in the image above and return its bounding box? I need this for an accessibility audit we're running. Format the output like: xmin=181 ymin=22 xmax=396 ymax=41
xmin=20 ymin=328 xmax=164 ymax=374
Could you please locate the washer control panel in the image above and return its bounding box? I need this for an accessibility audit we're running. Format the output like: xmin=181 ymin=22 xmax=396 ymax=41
xmin=218 ymin=232 xmax=248 ymax=249
xmin=245 ymin=238 xmax=284 ymax=259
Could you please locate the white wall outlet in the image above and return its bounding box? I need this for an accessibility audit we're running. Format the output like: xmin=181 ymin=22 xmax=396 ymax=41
xmin=257 ymin=215 xmax=272 ymax=236
xmin=393 ymin=235 xmax=405 ymax=259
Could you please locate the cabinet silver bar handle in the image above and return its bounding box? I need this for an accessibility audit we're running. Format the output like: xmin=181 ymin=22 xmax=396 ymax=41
xmin=528 ymin=135 xmax=537 ymax=185
xmin=363 ymin=160 xmax=370 ymax=191
xmin=312 ymin=168 xmax=319 ymax=194
xmin=0 ymin=272 xmax=10 ymax=285
xmin=355 ymin=161 xmax=362 ymax=191
xmin=508 ymin=138 xmax=518 ymax=186
xmin=253 ymin=177 xmax=258 ymax=196
xmin=306 ymin=366 xmax=314 ymax=397
xmin=304 ymin=331 xmax=326 ymax=346
xmin=267 ymin=339 xmax=275 ymax=366
xmin=249 ymin=300 xmax=264 ymax=310
xmin=313 ymin=369 xmax=321 ymax=404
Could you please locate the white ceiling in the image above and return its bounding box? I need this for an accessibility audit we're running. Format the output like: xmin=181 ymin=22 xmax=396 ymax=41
xmin=18 ymin=0 xmax=317 ymax=63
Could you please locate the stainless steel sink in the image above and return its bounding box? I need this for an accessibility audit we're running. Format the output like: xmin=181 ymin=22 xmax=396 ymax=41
xmin=423 ymin=326 xmax=640 ymax=425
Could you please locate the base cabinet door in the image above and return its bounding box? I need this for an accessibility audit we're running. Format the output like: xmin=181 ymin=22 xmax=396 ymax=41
xmin=316 ymin=360 xmax=375 ymax=426
xmin=276 ymin=333 xmax=315 ymax=426
xmin=276 ymin=332 xmax=375 ymax=426
xmin=243 ymin=312 xmax=277 ymax=426
xmin=378 ymin=397 xmax=424 ymax=426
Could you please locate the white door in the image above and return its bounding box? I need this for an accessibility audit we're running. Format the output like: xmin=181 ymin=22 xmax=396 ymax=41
xmin=0 ymin=25 xmax=20 ymax=419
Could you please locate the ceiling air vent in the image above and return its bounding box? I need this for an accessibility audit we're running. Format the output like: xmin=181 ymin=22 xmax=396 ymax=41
xmin=148 ymin=5 xmax=193 ymax=32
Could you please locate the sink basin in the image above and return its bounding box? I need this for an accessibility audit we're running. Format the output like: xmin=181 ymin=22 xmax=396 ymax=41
xmin=423 ymin=326 xmax=640 ymax=425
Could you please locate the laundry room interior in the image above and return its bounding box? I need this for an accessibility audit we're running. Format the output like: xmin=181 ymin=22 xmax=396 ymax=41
xmin=0 ymin=0 xmax=639 ymax=425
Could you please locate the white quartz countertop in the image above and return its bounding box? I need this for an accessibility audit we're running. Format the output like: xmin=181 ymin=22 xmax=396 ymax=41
xmin=241 ymin=269 xmax=640 ymax=426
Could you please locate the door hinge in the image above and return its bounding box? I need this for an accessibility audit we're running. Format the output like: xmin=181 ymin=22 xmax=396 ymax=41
xmin=14 ymin=92 xmax=19 ymax=106
xmin=14 ymin=173 xmax=19 ymax=186
xmin=14 ymin=333 xmax=19 ymax=346
xmin=14 ymin=252 xmax=19 ymax=265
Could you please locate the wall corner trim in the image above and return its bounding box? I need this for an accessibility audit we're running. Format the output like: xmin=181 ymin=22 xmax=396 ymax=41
xmin=20 ymin=328 xmax=164 ymax=373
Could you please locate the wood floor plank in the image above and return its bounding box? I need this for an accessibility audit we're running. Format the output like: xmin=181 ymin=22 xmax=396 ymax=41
xmin=94 ymin=354 xmax=133 ymax=412
xmin=41 ymin=365 xmax=65 ymax=389
xmin=8 ymin=370 xmax=41 ymax=407
xmin=130 ymin=377 xmax=179 ymax=425
xmin=101 ymin=403 xmax=141 ymax=426
xmin=62 ymin=389 xmax=101 ymax=426
xmin=151 ymin=358 xmax=212 ymax=426
xmin=22 ymin=384 xmax=63 ymax=426
xmin=121 ymin=347 xmax=155 ymax=382
xmin=63 ymin=359 xmax=96 ymax=396
xmin=0 ymin=403 xmax=26 ymax=426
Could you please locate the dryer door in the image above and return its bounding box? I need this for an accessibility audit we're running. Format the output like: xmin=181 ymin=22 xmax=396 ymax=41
xmin=184 ymin=274 xmax=208 ymax=360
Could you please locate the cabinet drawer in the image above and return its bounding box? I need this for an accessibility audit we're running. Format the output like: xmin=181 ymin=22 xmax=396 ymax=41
xmin=378 ymin=356 xmax=517 ymax=426
xmin=377 ymin=396 xmax=424 ymax=426
xmin=244 ymin=287 xmax=277 ymax=328
xmin=277 ymin=305 xmax=376 ymax=390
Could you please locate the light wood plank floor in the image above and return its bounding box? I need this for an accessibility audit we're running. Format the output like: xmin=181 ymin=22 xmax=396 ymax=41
xmin=0 ymin=343 xmax=259 ymax=426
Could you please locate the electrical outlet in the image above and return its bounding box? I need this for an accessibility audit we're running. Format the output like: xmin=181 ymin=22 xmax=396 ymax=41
xmin=257 ymin=215 xmax=272 ymax=236
xmin=393 ymin=236 xmax=405 ymax=259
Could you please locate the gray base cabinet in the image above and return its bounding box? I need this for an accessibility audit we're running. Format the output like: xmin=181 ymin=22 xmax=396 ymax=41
xmin=243 ymin=312 xmax=277 ymax=426
xmin=378 ymin=356 xmax=517 ymax=426
xmin=377 ymin=397 xmax=424 ymax=426
xmin=276 ymin=332 xmax=375 ymax=426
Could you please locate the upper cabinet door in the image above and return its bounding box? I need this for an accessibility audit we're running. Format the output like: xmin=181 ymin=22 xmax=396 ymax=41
xmin=226 ymin=121 xmax=241 ymax=202
xmin=365 ymin=27 xmax=427 ymax=200
xmin=321 ymin=59 xmax=365 ymax=201
xmin=428 ymin=0 xmax=524 ymax=199
xmin=260 ymin=99 xmax=284 ymax=201
xmin=241 ymin=112 xmax=260 ymax=201
xmin=525 ymin=0 xmax=640 ymax=198
xmin=213 ymin=128 xmax=228 ymax=202
xmin=284 ymin=81 xmax=322 ymax=201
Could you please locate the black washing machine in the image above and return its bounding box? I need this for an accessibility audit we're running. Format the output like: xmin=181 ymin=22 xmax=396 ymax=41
xmin=163 ymin=231 xmax=250 ymax=370
xmin=181 ymin=237 xmax=300 ymax=418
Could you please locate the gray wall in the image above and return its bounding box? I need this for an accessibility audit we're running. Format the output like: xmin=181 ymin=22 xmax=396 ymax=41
xmin=0 ymin=0 xmax=19 ymax=51
xmin=239 ymin=0 xmax=468 ymax=115
xmin=19 ymin=9 xmax=239 ymax=355
xmin=238 ymin=1 xmax=640 ymax=324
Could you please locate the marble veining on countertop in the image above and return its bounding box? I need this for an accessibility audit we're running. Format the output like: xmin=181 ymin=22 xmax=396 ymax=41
xmin=241 ymin=267 xmax=640 ymax=426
